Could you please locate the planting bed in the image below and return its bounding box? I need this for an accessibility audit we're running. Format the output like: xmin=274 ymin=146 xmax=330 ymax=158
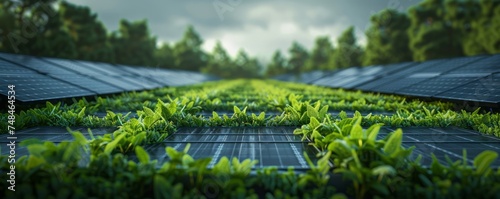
xmin=1 ymin=79 xmax=500 ymax=198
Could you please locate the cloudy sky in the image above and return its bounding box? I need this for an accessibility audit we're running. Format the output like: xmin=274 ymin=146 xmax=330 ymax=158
xmin=66 ymin=0 xmax=421 ymax=63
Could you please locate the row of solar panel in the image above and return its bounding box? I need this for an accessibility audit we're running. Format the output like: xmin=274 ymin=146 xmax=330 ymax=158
xmin=0 ymin=52 xmax=218 ymax=102
xmin=276 ymin=54 xmax=500 ymax=104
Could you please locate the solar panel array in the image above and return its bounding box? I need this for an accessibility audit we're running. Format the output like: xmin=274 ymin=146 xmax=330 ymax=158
xmin=4 ymin=125 xmax=500 ymax=167
xmin=278 ymin=54 xmax=500 ymax=104
xmin=0 ymin=52 xmax=218 ymax=102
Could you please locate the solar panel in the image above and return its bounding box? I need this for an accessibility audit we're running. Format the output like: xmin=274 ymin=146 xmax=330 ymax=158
xmin=47 ymin=74 xmax=123 ymax=94
xmin=397 ymin=73 xmax=488 ymax=97
xmin=146 ymin=127 xmax=317 ymax=169
xmin=389 ymin=59 xmax=446 ymax=76
xmin=120 ymin=76 xmax=161 ymax=89
xmin=298 ymin=70 xmax=330 ymax=84
xmin=42 ymin=57 xmax=105 ymax=76
xmin=75 ymin=60 xmax=131 ymax=76
xmin=0 ymin=56 xmax=37 ymax=74
xmin=435 ymin=73 xmax=500 ymax=103
xmin=341 ymin=76 xmax=377 ymax=89
xmin=0 ymin=53 xmax=76 ymax=75
xmin=0 ymin=73 xmax=96 ymax=102
xmin=420 ymin=55 xmax=487 ymax=73
xmin=449 ymin=54 xmax=500 ymax=74
xmin=90 ymin=75 xmax=144 ymax=91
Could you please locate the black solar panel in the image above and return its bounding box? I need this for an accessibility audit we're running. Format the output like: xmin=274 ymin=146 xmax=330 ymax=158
xmin=449 ymin=54 xmax=500 ymax=74
xmin=75 ymin=60 xmax=130 ymax=76
xmin=120 ymin=76 xmax=161 ymax=90
xmin=42 ymin=57 xmax=105 ymax=76
xmin=0 ymin=73 xmax=95 ymax=102
xmin=421 ymin=55 xmax=487 ymax=73
xmin=47 ymin=74 xmax=123 ymax=94
xmin=0 ymin=57 xmax=37 ymax=74
xmin=298 ymin=70 xmax=331 ymax=84
xmin=390 ymin=59 xmax=446 ymax=76
xmin=90 ymin=75 xmax=143 ymax=91
xmin=397 ymin=73 xmax=487 ymax=97
xmin=0 ymin=53 xmax=76 ymax=75
xmin=342 ymin=76 xmax=377 ymax=89
xmin=352 ymin=62 xmax=417 ymax=90
xmin=435 ymin=73 xmax=500 ymax=103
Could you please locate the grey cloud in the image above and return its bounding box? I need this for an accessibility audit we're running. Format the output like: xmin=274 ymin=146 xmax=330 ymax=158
xmin=66 ymin=0 xmax=421 ymax=62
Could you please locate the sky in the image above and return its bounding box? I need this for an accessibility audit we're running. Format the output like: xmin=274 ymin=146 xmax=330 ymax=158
xmin=66 ymin=0 xmax=422 ymax=63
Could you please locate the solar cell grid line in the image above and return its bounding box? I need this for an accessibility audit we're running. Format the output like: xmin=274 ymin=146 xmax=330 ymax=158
xmin=271 ymin=129 xmax=285 ymax=168
xmin=284 ymin=129 xmax=309 ymax=168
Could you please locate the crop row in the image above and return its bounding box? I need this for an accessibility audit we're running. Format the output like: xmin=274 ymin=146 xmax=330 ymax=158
xmin=1 ymin=79 xmax=499 ymax=198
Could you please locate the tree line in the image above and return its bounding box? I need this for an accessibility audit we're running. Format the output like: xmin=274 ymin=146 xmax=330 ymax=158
xmin=1 ymin=0 xmax=499 ymax=79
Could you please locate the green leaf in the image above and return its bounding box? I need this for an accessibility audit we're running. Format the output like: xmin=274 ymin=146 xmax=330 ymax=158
xmin=135 ymin=146 xmax=150 ymax=164
xmin=383 ymin=129 xmax=403 ymax=157
xmin=350 ymin=124 xmax=363 ymax=139
xmin=474 ymin=150 xmax=498 ymax=175
xmin=319 ymin=105 xmax=329 ymax=118
xmin=309 ymin=117 xmax=321 ymax=129
xmin=366 ymin=124 xmax=381 ymax=143
xmin=214 ymin=156 xmax=231 ymax=174
xmin=372 ymin=165 xmax=396 ymax=177
xmin=307 ymin=104 xmax=319 ymax=119
xmin=258 ymin=112 xmax=266 ymax=120
xmin=234 ymin=106 xmax=241 ymax=114
xmin=104 ymin=133 xmax=126 ymax=154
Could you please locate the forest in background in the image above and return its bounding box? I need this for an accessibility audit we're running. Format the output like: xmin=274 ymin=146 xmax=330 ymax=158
xmin=0 ymin=0 xmax=499 ymax=78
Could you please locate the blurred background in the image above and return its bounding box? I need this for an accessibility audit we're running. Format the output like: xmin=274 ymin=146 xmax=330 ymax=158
xmin=0 ymin=0 xmax=499 ymax=79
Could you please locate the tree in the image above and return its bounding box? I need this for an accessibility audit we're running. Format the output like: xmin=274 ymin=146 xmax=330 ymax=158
xmin=407 ymin=0 xmax=464 ymax=61
xmin=463 ymin=0 xmax=500 ymax=55
xmin=172 ymin=25 xmax=208 ymax=71
xmin=364 ymin=9 xmax=412 ymax=66
xmin=110 ymin=19 xmax=156 ymax=66
xmin=233 ymin=49 xmax=262 ymax=78
xmin=305 ymin=36 xmax=334 ymax=71
xmin=0 ymin=0 xmax=77 ymax=58
xmin=59 ymin=1 xmax=114 ymax=62
xmin=288 ymin=41 xmax=309 ymax=75
xmin=201 ymin=41 xmax=233 ymax=78
xmin=265 ymin=50 xmax=288 ymax=77
xmin=330 ymin=26 xmax=363 ymax=69
xmin=154 ymin=42 xmax=175 ymax=69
